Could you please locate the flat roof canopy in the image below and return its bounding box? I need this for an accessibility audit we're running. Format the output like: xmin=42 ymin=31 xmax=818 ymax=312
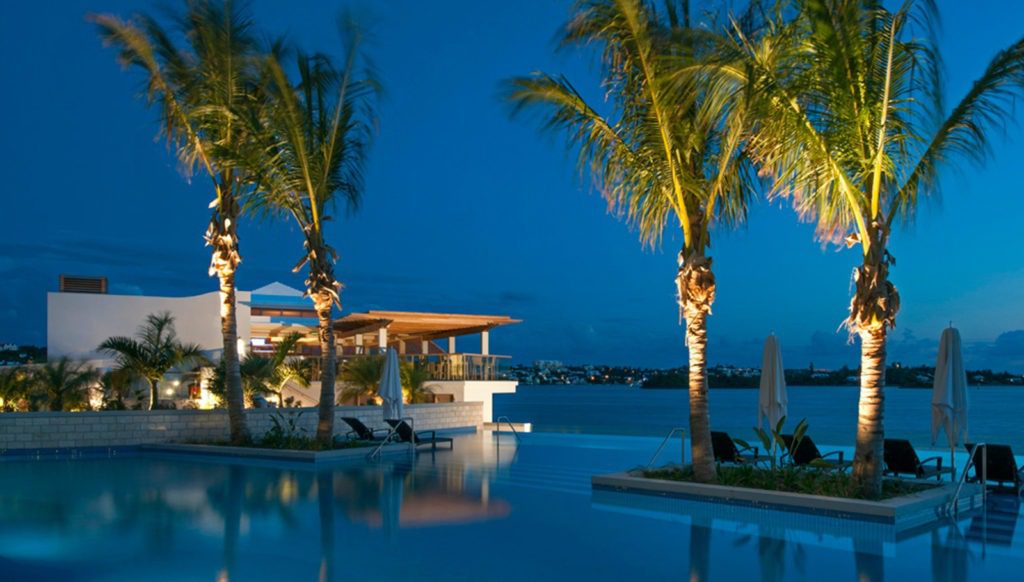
xmin=333 ymin=310 xmax=520 ymax=344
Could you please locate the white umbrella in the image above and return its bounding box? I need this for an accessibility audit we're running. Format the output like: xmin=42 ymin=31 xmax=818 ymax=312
xmin=932 ymin=326 xmax=968 ymax=476
xmin=758 ymin=334 xmax=788 ymax=430
xmin=380 ymin=349 xmax=404 ymax=421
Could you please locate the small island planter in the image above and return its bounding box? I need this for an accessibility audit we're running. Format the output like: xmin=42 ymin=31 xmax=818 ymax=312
xmin=143 ymin=442 xmax=412 ymax=464
xmin=592 ymin=469 xmax=983 ymax=531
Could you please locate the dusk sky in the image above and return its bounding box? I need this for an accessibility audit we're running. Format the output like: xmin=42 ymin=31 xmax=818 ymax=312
xmin=1 ymin=1 xmax=1022 ymax=371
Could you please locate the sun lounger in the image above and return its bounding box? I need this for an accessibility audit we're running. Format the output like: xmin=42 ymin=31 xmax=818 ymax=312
xmin=883 ymin=439 xmax=953 ymax=480
xmin=781 ymin=434 xmax=851 ymax=470
xmin=385 ymin=419 xmax=454 ymax=451
xmin=966 ymin=443 xmax=1024 ymax=494
xmin=340 ymin=417 xmax=391 ymax=441
xmin=711 ymin=431 xmax=760 ymax=465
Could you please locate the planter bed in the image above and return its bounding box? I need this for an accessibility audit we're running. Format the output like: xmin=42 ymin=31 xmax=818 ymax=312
xmin=592 ymin=469 xmax=983 ymax=532
xmin=142 ymin=442 xmax=412 ymax=464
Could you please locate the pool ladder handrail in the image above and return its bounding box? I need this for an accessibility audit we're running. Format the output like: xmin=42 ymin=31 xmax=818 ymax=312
xmin=366 ymin=416 xmax=416 ymax=459
xmin=647 ymin=427 xmax=686 ymax=469
xmin=494 ymin=415 xmax=521 ymax=443
xmin=945 ymin=442 xmax=987 ymax=517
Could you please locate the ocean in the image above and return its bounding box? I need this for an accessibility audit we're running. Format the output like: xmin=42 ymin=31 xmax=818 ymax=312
xmin=494 ymin=384 xmax=1024 ymax=451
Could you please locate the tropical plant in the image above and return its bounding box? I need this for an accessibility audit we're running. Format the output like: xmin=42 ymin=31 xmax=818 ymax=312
xmin=505 ymin=0 xmax=757 ymax=482
xmin=0 ymin=366 xmax=33 ymax=412
xmin=400 ymin=360 xmax=434 ymax=404
xmin=240 ymin=21 xmax=380 ymax=444
xmin=738 ymin=416 xmax=808 ymax=472
xmin=33 ymin=358 xmax=99 ymax=412
xmin=92 ymin=0 xmax=264 ymax=441
xmin=730 ymin=0 xmax=1024 ymax=495
xmin=210 ymin=332 xmax=314 ymax=407
xmin=339 ymin=355 xmax=383 ymax=406
xmin=99 ymin=312 xmax=208 ymax=410
xmin=98 ymin=368 xmax=133 ymax=410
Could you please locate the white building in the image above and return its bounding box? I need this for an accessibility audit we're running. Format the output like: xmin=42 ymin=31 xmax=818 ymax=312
xmin=47 ymin=277 xmax=520 ymax=419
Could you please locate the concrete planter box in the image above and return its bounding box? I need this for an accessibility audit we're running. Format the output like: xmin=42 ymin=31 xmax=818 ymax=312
xmin=143 ymin=442 xmax=412 ymax=464
xmin=592 ymin=470 xmax=983 ymax=532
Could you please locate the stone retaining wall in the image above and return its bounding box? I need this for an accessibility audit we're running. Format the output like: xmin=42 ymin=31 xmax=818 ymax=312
xmin=0 ymin=402 xmax=482 ymax=451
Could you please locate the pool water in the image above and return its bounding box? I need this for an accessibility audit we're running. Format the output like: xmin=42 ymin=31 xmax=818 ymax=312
xmin=1 ymin=431 xmax=1022 ymax=581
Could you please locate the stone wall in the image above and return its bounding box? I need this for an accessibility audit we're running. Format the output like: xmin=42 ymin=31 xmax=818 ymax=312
xmin=0 ymin=402 xmax=482 ymax=451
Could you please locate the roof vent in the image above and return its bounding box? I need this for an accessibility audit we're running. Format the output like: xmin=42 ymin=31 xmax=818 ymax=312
xmin=59 ymin=275 xmax=108 ymax=294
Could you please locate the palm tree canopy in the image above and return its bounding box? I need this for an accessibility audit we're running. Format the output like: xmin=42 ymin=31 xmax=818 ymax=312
xmin=504 ymin=0 xmax=757 ymax=253
xmin=34 ymin=358 xmax=98 ymax=409
xmin=92 ymin=1 xmax=262 ymax=189
xmin=239 ymin=19 xmax=380 ymax=306
xmin=99 ymin=312 xmax=208 ymax=382
xmin=734 ymin=0 xmax=1024 ymax=247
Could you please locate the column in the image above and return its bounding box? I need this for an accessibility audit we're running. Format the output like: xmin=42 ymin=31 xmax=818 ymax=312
xmin=354 ymin=333 xmax=363 ymax=354
xmin=481 ymin=330 xmax=490 ymax=355
xmin=447 ymin=336 xmax=456 ymax=353
xmin=378 ymin=327 xmax=388 ymax=352
xmin=421 ymin=340 xmax=429 ymax=354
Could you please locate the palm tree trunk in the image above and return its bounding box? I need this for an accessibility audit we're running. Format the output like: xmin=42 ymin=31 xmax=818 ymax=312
xmin=848 ymin=229 xmax=899 ymax=498
xmin=50 ymin=394 xmax=63 ymax=412
xmin=314 ymin=292 xmax=337 ymax=444
xmin=219 ymin=270 xmax=249 ymax=444
xmin=686 ymin=312 xmax=716 ymax=483
xmin=148 ymin=378 xmax=158 ymax=411
xmin=678 ymin=252 xmax=717 ymax=483
xmin=852 ymin=327 xmax=887 ymax=495
xmin=208 ymin=198 xmax=248 ymax=444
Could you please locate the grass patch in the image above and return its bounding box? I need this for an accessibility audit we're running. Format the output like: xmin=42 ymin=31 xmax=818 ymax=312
xmin=642 ymin=465 xmax=934 ymax=501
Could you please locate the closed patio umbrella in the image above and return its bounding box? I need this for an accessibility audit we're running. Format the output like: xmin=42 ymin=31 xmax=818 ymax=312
xmin=932 ymin=326 xmax=969 ymax=476
xmin=758 ymin=334 xmax=788 ymax=430
xmin=380 ymin=349 xmax=404 ymax=421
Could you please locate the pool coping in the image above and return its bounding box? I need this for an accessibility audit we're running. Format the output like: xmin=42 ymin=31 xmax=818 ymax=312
xmin=141 ymin=442 xmax=413 ymax=463
xmin=592 ymin=470 xmax=983 ymax=530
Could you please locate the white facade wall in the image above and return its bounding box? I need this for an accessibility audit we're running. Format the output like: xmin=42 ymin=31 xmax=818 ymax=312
xmin=46 ymin=290 xmax=252 ymax=367
xmin=429 ymin=380 xmax=518 ymax=422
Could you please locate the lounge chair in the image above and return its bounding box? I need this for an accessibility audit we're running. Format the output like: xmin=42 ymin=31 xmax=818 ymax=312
xmin=340 ymin=417 xmax=391 ymax=441
xmin=385 ymin=419 xmax=454 ymax=451
xmin=966 ymin=443 xmax=1024 ymax=494
xmin=883 ymin=439 xmax=953 ymax=480
xmin=781 ymin=434 xmax=851 ymax=470
xmin=711 ymin=431 xmax=760 ymax=465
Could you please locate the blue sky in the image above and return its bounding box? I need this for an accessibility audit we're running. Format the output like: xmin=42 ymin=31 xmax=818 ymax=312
xmin=1 ymin=1 xmax=1022 ymax=371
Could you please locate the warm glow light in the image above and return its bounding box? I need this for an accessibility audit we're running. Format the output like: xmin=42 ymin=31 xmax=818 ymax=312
xmin=165 ymin=388 xmax=176 ymax=396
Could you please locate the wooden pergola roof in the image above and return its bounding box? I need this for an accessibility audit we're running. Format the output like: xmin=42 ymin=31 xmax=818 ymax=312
xmin=333 ymin=310 xmax=520 ymax=343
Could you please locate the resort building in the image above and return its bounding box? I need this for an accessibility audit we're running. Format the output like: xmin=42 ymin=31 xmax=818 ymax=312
xmin=47 ymin=277 xmax=520 ymax=419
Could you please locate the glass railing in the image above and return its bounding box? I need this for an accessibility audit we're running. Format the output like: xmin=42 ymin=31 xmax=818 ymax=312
xmin=305 ymin=352 xmax=512 ymax=382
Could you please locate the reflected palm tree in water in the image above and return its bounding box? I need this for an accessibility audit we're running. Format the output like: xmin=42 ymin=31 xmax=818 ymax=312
xmin=853 ymin=538 xmax=885 ymax=582
xmin=318 ymin=471 xmax=336 ymax=582
xmin=687 ymin=522 xmax=711 ymax=582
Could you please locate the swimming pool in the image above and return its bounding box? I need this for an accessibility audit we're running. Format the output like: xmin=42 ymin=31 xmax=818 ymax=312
xmin=1 ymin=431 xmax=1021 ymax=580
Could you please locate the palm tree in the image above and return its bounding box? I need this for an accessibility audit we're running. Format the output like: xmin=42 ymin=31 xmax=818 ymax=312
xmin=339 ymin=356 xmax=383 ymax=406
xmin=99 ymin=312 xmax=208 ymax=410
xmin=0 ymin=366 xmax=32 ymax=412
xmin=212 ymin=332 xmax=314 ymax=407
xmin=505 ymin=0 xmax=755 ymax=482
xmin=33 ymin=358 xmax=98 ymax=412
xmin=731 ymin=0 xmax=1024 ymax=494
xmin=92 ymin=0 xmax=263 ymax=441
xmin=400 ymin=361 xmax=434 ymax=404
xmin=241 ymin=23 xmax=379 ymax=444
